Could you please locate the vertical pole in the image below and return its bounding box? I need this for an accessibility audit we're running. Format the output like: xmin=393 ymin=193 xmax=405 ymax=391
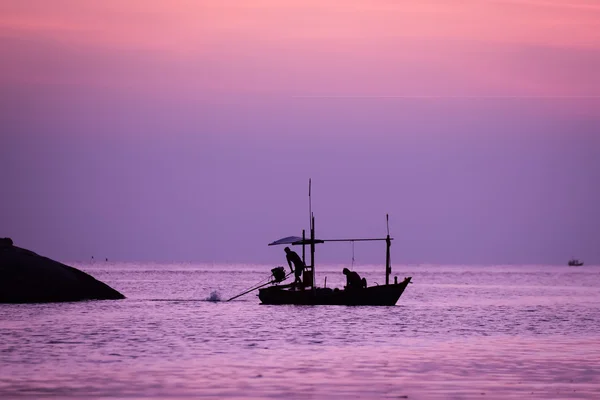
xmin=311 ymin=215 xmax=315 ymax=288
xmin=385 ymin=214 xmax=391 ymax=285
xmin=302 ymin=229 xmax=306 ymax=264
xmin=308 ymin=179 xmax=314 ymax=289
xmin=308 ymin=179 xmax=312 ymax=237
xmin=386 ymin=234 xmax=391 ymax=285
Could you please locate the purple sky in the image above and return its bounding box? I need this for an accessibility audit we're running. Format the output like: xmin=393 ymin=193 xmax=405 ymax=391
xmin=1 ymin=1 xmax=599 ymax=265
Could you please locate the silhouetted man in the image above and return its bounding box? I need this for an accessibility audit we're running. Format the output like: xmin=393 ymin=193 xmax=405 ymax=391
xmin=343 ymin=268 xmax=366 ymax=289
xmin=284 ymin=247 xmax=305 ymax=286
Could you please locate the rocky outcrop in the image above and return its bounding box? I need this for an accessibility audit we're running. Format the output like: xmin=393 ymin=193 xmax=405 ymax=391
xmin=0 ymin=238 xmax=125 ymax=303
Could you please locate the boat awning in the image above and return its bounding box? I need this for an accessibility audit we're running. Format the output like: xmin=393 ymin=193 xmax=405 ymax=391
xmin=268 ymin=236 xmax=325 ymax=246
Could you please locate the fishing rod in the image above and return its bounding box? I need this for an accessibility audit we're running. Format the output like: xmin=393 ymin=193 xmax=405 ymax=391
xmin=226 ymin=270 xmax=293 ymax=302
xmin=226 ymin=280 xmax=275 ymax=302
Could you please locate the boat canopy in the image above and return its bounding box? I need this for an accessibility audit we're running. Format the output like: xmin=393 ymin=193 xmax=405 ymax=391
xmin=268 ymin=236 xmax=391 ymax=246
xmin=268 ymin=236 xmax=325 ymax=246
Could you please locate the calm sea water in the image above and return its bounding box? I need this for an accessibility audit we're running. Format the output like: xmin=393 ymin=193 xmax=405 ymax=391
xmin=1 ymin=263 xmax=599 ymax=399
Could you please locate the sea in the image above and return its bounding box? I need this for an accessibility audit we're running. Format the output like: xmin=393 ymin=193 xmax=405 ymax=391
xmin=1 ymin=263 xmax=599 ymax=399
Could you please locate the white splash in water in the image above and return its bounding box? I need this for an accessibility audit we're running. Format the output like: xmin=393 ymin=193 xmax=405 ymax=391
xmin=205 ymin=291 xmax=221 ymax=302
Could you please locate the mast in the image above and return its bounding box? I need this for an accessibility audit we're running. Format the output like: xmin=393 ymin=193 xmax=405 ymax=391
xmin=308 ymin=178 xmax=313 ymax=269
xmin=385 ymin=214 xmax=391 ymax=285
xmin=308 ymin=179 xmax=312 ymax=233
xmin=302 ymin=229 xmax=306 ymax=264
xmin=311 ymin=214 xmax=315 ymax=287
xmin=308 ymin=178 xmax=315 ymax=287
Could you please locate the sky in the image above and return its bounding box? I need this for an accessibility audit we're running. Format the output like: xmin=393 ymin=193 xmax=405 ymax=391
xmin=1 ymin=1 xmax=599 ymax=265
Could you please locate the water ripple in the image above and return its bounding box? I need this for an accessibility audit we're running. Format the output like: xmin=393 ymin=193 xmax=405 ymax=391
xmin=1 ymin=263 xmax=599 ymax=399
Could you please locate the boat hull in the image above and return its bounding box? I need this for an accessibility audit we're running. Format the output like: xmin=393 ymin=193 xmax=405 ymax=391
xmin=258 ymin=277 xmax=411 ymax=306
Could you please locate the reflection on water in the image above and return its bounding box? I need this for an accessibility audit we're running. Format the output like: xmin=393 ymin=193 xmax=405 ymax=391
xmin=1 ymin=264 xmax=599 ymax=399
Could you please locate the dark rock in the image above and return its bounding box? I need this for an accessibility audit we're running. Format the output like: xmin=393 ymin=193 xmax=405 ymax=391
xmin=0 ymin=239 xmax=125 ymax=303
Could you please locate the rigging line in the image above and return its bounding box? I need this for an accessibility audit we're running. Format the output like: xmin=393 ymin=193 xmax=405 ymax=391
xmin=240 ymin=273 xmax=275 ymax=296
xmin=249 ymin=273 xmax=272 ymax=288
xmin=243 ymin=280 xmax=265 ymax=294
xmin=254 ymin=275 xmax=270 ymax=287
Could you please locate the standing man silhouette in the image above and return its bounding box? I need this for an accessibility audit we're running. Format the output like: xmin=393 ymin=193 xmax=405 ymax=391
xmin=284 ymin=247 xmax=305 ymax=288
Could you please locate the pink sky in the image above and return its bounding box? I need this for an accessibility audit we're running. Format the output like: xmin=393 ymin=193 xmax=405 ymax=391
xmin=0 ymin=1 xmax=599 ymax=264
xmin=2 ymin=1 xmax=600 ymax=96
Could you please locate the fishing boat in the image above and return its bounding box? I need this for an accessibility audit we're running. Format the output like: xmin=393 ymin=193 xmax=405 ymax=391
xmin=228 ymin=180 xmax=411 ymax=306
xmin=568 ymin=259 xmax=584 ymax=266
